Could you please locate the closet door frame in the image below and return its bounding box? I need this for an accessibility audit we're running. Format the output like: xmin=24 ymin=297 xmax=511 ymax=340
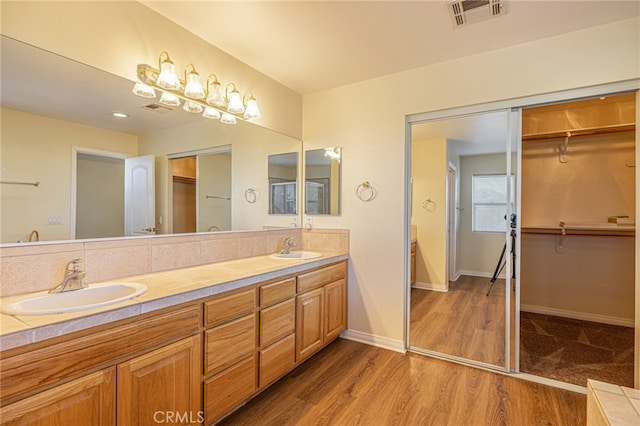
xmin=404 ymin=79 xmax=640 ymax=389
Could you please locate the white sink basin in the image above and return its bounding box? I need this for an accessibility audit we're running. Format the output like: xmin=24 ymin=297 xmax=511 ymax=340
xmin=270 ymin=251 xmax=322 ymax=260
xmin=1 ymin=282 xmax=147 ymax=315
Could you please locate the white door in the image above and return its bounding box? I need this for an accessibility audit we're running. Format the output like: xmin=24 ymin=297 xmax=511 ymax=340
xmin=125 ymin=155 xmax=155 ymax=236
xmin=447 ymin=164 xmax=458 ymax=282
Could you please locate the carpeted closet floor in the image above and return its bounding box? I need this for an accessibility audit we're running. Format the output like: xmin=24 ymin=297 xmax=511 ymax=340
xmin=520 ymin=311 xmax=634 ymax=387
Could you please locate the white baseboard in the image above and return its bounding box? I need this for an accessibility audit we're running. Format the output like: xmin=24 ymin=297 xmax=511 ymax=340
xmin=411 ymin=281 xmax=448 ymax=292
xmin=458 ymin=269 xmax=506 ymax=279
xmin=520 ymin=304 xmax=634 ymax=327
xmin=340 ymin=329 xmax=406 ymax=353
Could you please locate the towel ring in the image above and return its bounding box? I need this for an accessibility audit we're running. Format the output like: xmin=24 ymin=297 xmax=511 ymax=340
xmin=244 ymin=188 xmax=258 ymax=204
xmin=422 ymin=198 xmax=436 ymax=212
xmin=356 ymin=181 xmax=376 ymax=202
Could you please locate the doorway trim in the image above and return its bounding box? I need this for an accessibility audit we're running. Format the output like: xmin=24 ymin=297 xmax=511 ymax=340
xmin=403 ymin=78 xmax=640 ymax=389
xmin=446 ymin=162 xmax=459 ymax=283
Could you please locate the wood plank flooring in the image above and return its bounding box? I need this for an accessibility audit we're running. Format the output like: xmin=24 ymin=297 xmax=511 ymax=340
xmin=410 ymin=276 xmax=508 ymax=367
xmin=220 ymin=339 xmax=586 ymax=425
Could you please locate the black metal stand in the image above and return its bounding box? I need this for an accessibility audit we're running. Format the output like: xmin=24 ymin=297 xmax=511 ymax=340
xmin=487 ymin=228 xmax=516 ymax=297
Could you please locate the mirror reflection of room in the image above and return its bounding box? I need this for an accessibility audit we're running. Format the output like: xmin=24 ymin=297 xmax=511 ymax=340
xmin=268 ymin=152 xmax=298 ymax=215
xmin=304 ymin=147 xmax=341 ymax=215
xmin=409 ymin=111 xmax=512 ymax=369
xmin=520 ymin=93 xmax=636 ymax=387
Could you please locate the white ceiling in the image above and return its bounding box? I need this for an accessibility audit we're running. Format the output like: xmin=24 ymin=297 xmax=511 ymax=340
xmin=141 ymin=0 xmax=640 ymax=95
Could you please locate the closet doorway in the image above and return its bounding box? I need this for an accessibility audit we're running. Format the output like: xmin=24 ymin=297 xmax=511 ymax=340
xmin=408 ymin=109 xmax=516 ymax=370
xmin=519 ymin=93 xmax=636 ymax=387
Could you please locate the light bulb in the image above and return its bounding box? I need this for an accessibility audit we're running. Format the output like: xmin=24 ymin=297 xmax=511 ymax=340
xmin=184 ymin=67 xmax=205 ymax=99
xmin=156 ymin=55 xmax=181 ymax=90
xmin=227 ymin=89 xmax=244 ymax=114
xmin=132 ymin=82 xmax=156 ymax=98
xmin=183 ymin=100 xmax=204 ymax=113
xmin=244 ymin=97 xmax=261 ymax=120
xmin=203 ymin=107 xmax=221 ymax=119
xmin=159 ymin=92 xmax=180 ymax=106
xmin=206 ymin=79 xmax=226 ymax=107
xmin=220 ymin=112 xmax=237 ymax=124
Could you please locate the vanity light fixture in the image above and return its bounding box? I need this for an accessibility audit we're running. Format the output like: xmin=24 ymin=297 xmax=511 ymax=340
xmin=133 ymin=52 xmax=262 ymax=124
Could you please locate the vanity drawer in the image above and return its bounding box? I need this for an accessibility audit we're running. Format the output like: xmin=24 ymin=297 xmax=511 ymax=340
xmin=205 ymin=288 xmax=256 ymax=327
xmin=259 ymin=277 xmax=295 ymax=308
xmin=204 ymin=355 xmax=256 ymax=423
xmin=297 ymin=262 xmax=346 ymax=293
xmin=260 ymin=299 xmax=295 ymax=347
xmin=205 ymin=314 xmax=256 ymax=375
xmin=259 ymin=334 xmax=295 ymax=388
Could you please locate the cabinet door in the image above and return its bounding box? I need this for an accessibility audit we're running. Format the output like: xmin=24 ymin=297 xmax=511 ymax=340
xmin=296 ymin=287 xmax=324 ymax=362
xmin=117 ymin=335 xmax=202 ymax=426
xmin=0 ymin=368 xmax=115 ymax=426
xmin=325 ymin=279 xmax=347 ymax=341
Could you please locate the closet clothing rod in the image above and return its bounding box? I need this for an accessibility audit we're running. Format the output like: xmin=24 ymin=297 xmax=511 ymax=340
xmin=522 ymin=226 xmax=634 ymax=237
xmin=522 ymin=123 xmax=635 ymax=142
xmin=1 ymin=180 xmax=40 ymax=187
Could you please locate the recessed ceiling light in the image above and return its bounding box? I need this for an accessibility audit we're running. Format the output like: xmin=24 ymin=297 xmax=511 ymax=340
xmin=112 ymin=112 xmax=128 ymax=118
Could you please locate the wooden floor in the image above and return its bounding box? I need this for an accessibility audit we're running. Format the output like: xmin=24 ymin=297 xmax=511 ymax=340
xmin=410 ymin=276 xmax=509 ymax=367
xmin=220 ymin=339 xmax=586 ymax=426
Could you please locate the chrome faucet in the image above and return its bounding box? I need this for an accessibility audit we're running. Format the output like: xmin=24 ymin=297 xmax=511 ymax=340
xmin=49 ymin=259 xmax=87 ymax=293
xmin=279 ymin=236 xmax=296 ymax=254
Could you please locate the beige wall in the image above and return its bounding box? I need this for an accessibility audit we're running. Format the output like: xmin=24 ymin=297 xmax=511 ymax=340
xmin=411 ymin=138 xmax=447 ymax=290
xmin=1 ymin=108 xmax=138 ymax=243
xmin=1 ymin=1 xmax=302 ymax=139
xmin=303 ymin=17 xmax=640 ymax=347
xmin=76 ymin=156 xmax=125 ymax=239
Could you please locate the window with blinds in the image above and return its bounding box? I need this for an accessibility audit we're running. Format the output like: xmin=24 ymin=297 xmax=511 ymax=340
xmin=472 ymin=174 xmax=514 ymax=233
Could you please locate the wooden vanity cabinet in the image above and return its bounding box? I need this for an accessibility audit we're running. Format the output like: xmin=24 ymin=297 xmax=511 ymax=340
xmin=203 ymin=288 xmax=257 ymax=423
xmin=296 ymin=261 xmax=347 ymax=362
xmin=0 ymin=305 xmax=202 ymax=426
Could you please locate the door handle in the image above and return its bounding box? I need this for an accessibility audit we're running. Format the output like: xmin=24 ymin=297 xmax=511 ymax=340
xmin=142 ymin=227 xmax=156 ymax=233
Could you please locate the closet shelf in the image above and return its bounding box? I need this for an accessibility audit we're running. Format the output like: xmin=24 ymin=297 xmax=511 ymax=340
xmin=522 ymin=123 xmax=635 ymax=142
xmin=522 ymin=224 xmax=635 ymax=237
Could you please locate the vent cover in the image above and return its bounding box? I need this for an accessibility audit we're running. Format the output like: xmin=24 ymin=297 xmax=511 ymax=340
xmin=446 ymin=0 xmax=508 ymax=28
xmin=141 ymin=103 xmax=173 ymax=114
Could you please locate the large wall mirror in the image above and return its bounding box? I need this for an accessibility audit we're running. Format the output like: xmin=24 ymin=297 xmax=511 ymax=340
xmin=304 ymin=147 xmax=341 ymax=215
xmin=0 ymin=35 xmax=302 ymax=243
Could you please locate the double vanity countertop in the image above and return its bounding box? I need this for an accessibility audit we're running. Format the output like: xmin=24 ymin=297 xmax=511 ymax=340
xmin=0 ymin=250 xmax=348 ymax=351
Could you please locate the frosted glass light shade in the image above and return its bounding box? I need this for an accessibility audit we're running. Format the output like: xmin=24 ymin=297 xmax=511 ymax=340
xmin=206 ymin=81 xmax=225 ymax=107
xmin=184 ymin=72 xmax=205 ymax=99
xmin=227 ymin=90 xmax=244 ymax=113
xmin=159 ymin=92 xmax=180 ymax=106
xmin=203 ymin=107 xmax=221 ymax=119
xmin=132 ymin=82 xmax=156 ymax=98
xmin=220 ymin=113 xmax=237 ymax=124
xmin=157 ymin=59 xmax=180 ymax=90
xmin=244 ymin=98 xmax=261 ymax=120
xmin=183 ymin=100 xmax=204 ymax=113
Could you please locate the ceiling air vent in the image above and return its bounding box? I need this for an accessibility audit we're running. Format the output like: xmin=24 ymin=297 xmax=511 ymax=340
xmin=446 ymin=0 xmax=508 ymax=28
xmin=141 ymin=103 xmax=173 ymax=114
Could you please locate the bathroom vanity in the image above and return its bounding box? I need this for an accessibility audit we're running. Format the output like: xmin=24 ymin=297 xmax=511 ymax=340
xmin=0 ymin=253 xmax=348 ymax=425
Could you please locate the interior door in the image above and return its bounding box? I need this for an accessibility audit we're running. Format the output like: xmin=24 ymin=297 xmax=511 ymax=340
xmin=125 ymin=155 xmax=155 ymax=236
